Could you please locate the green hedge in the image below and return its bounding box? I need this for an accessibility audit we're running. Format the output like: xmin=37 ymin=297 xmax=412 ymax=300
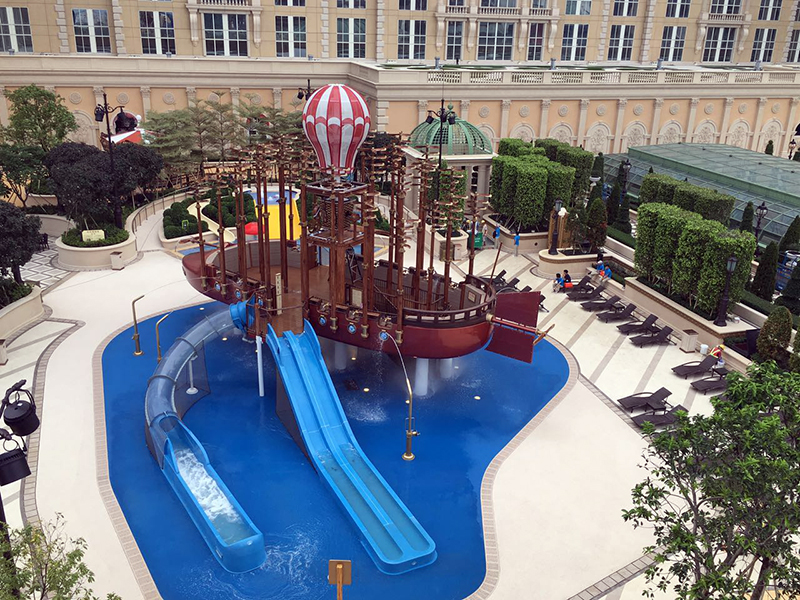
xmin=490 ymin=155 xmax=515 ymax=213
xmin=534 ymin=138 xmax=562 ymax=161
xmin=202 ymin=191 xmax=257 ymax=229
xmin=741 ymin=290 xmax=800 ymax=330
xmin=0 ymin=279 xmax=32 ymax=310
xmin=61 ymin=225 xmax=130 ymax=248
xmin=555 ymin=144 xmax=594 ymax=201
xmin=672 ymin=218 xmax=725 ymax=300
xmin=696 ymin=229 xmax=755 ymax=314
xmin=607 ymin=226 xmax=636 ymax=249
xmin=513 ymin=163 xmax=547 ymax=228
xmin=163 ymin=198 xmax=210 ymax=239
xmin=638 ymin=173 xmax=678 ymax=206
xmin=638 ymin=173 xmax=734 ymax=224
xmin=498 ymin=138 xmax=538 ymax=157
xmin=543 ymin=162 xmax=575 ymax=219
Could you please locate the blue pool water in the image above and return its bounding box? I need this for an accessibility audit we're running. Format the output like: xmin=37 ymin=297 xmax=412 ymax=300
xmin=103 ymin=304 xmax=569 ymax=600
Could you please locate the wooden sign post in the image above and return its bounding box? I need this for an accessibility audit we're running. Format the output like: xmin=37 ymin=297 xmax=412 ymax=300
xmin=328 ymin=559 xmax=351 ymax=600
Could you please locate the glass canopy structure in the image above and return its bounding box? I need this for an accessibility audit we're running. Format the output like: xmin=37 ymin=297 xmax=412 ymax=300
xmin=409 ymin=109 xmax=493 ymax=157
xmin=605 ymin=144 xmax=800 ymax=247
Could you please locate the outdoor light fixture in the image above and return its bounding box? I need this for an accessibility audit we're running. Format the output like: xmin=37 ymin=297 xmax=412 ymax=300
xmin=754 ymin=201 xmax=768 ymax=256
xmin=425 ymin=114 xmax=435 ymax=125
xmin=297 ymin=79 xmax=314 ymax=101
xmin=714 ymin=255 xmax=738 ymax=327
xmin=656 ymin=57 xmax=663 ymax=70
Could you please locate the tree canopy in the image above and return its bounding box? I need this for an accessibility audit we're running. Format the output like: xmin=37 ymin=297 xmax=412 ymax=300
xmin=0 ymin=144 xmax=47 ymax=207
xmin=1 ymin=85 xmax=77 ymax=152
xmin=0 ymin=201 xmax=40 ymax=284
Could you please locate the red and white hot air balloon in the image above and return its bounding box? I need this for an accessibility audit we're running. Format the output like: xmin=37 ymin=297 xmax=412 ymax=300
xmin=302 ymin=84 xmax=371 ymax=176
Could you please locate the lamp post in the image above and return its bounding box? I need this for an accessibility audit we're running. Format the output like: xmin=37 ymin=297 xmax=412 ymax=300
xmin=549 ymin=199 xmax=563 ymax=255
xmin=0 ymin=380 xmax=41 ymax=598
xmin=714 ymin=255 xmax=738 ymax=327
xmin=754 ymin=201 xmax=768 ymax=256
xmin=297 ymin=79 xmax=314 ymax=101
xmin=789 ymin=139 xmax=797 ymax=160
xmin=94 ymin=92 xmax=125 ymax=227
xmin=620 ymin=158 xmax=632 ymax=201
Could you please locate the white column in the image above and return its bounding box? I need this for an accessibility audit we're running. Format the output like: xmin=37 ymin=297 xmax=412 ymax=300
xmin=750 ymin=97 xmax=768 ymax=150
xmin=140 ymin=86 xmax=151 ymax=116
xmin=334 ymin=341 xmax=348 ymax=371
xmin=414 ymin=358 xmax=429 ymax=397
xmin=686 ymin=97 xmax=699 ymax=143
xmin=255 ymin=336 xmax=265 ymax=397
xmin=460 ymin=99 xmax=471 ymax=122
xmin=418 ymin=100 xmax=429 ymax=124
xmin=186 ymin=87 xmax=197 ymax=105
xmin=93 ymin=86 xmax=105 ymax=106
xmin=781 ymin=97 xmax=800 ymax=155
xmin=577 ymin=99 xmax=590 ymax=146
xmin=230 ymin=87 xmax=241 ymax=108
xmin=376 ymin=100 xmax=390 ymax=131
xmin=439 ymin=358 xmax=454 ymax=379
xmin=650 ymin=98 xmax=663 ymax=144
xmin=0 ymin=87 xmax=8 ymax=127
xmin=272 ymin=88 xmax=282 ymax=110
xmin=613 ymin=98 xmax=627 ymax=153
xmin=540 ymin=99 xmax=551 ymax=139
xmin=720 ymin=97 xmax=734 ymax=144
xmin=500 ymin=99 xmax=512 ymax=138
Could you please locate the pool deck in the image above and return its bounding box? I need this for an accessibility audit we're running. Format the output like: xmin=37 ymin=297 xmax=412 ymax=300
xmin=3 ymin=210 xmax=711 ymax=600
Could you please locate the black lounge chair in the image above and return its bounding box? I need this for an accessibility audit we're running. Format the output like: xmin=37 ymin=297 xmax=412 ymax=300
xmin=538 ymin=293 xmax=549 ymax=312
xmin=617 ymin=314 xmax=658 ymax=335
xmin=520 ymin=285 xmax=532 ymax=293
xmin=618 ymin=387 xmax=672 ymax=412
xmin=507 ymin=277 xmax=520 ymax=288
xmin=492 ymin=269 xmax=507 ymax=284
xmin=691 ymin=368 xmax=729 ymax=395
xmin=581 ymin=294 xmax=621 ymax=312
xmin=632 ymin=404 xmax=689 ymax=428
xmin=597 ymin=302 xmax=636 ymax=323
xmin=566 ymin=276 xmax=593 ymax=298
xmin=569 ymin=282 xmax=604 ymax=302
xmin=631 ymin=326 xmax=674 ymax=347
xmin=672 ymin=355 xmax=718 ymax=379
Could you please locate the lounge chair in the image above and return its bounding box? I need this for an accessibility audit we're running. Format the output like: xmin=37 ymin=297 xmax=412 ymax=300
xmin=618 ymin=387 xmax=672 ymax=412
xmin=491 ymin=269 xmax=507 ymax=285
xmin=617 ymin=314 xmax=658 ymax=335
xmin=672 ymin=355 xmax=718 ymax=379
xmin=569 ymin=282 xmax=604 ymax=302
xmin=507 ymin=277 xmax=520 ymax=288
xmin=631 ymin=326 xmax=674 ymax=347
xmin=632 ymin=404 xmax=689 ymax=428
xmin=691 ymin=368 xmax=729 ymax=395
xmin=581 ymin=294 xmax=621 ymax=312
xmin=520 ymin=285 xmax=532 ymax=293
xmin=597 ymin=302 xmax=636 ymax=323
xmin=570 ymin=275 xmax=592 ymax=293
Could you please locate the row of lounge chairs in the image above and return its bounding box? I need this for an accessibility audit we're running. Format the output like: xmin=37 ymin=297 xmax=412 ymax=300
xmin=617 ymin=387 xmax=689 ymax=428
xmin=672 ymin=355 xmax=729 ymax=394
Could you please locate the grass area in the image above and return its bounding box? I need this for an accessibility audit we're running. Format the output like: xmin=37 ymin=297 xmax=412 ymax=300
xmin=607 ymin=226 xmax=636 ymax=249
xmin=61 ymin=225 xmax=129 ymax=248
xmin=741 ymin=290 xmax=800 ymax=330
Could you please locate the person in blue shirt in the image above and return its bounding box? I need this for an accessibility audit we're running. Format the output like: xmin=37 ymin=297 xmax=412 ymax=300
xmin=514 ymin=232 xmax=520 ymax=256
xmin=552 ymin=272 xmax=565 ymax=292
xmin=493 ymin=225 xmax=500 ymax=247
xmin=600 ymin=265 xmax=612 ymax=281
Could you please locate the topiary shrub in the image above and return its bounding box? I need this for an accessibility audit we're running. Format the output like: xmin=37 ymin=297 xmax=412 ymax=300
xmin=776 ymin=263 xmax=800 ymax=315
xmin=739 ymin=201 xmax=754 ymax=233
xmin=555 ymin=145 xmax=594 ymax=201
xmin=751 ymin=241 xmax=779 ymax=301
xmin=586 ymin=197 xmax=608 ymax=252
xmin=490 ymin=155 xmax=515 ymax=213
xmin=653 ymin=205 xmax=698 ymax=290
xmin=696 ymin=229 xmax=757 ymax=316
xmin=790 ymin=331 xmax=800 ymax=373
xmin=534 ymin=138 xmax=564 ymax=161
xmin=543 ymin=161 xmax=575 ymax=224
xmin=780 ymin=216 xmax=800 ymax=253
xmin=500 ymin=159 xmax=520 ymax=218
xmin=615 ymin=191 xmax=632 ymax=234
xmin=498 ymin=138 xmax=535 ymax=157
xmin=606 ymin=183 xmax=619 ymax=226
xmin=164 ymin=225 xmax=182 ymax=239
xmin=512 ymin=163 xmax=547 ymax=229
xmin=672 ymin=218 xmax=726 ymax=301
xmin=765 ymin=140 xmax=774 ymax=155
xmin=756 ymin=305 xmax=792 ymax=362
xmin=634 ymin=203 xmax=662 ymax=280
xmin=638 ymin=173 xmax=669 ymax=205
xmin=61 ymin=225 xmax=129 ymax=247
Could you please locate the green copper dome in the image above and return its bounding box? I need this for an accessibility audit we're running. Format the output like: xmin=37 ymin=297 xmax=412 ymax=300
xmin=409 ymin=106 xmax=493 ymax=156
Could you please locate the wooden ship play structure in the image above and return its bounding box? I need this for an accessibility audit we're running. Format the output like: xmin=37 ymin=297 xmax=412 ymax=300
xmin=181 ymin=83 xmax=548 ymax=363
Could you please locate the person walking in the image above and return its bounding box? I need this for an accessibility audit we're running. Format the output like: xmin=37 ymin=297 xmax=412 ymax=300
xmin=493 ymin=225 xmax=500 ymax=247
xmin=514 ymin=232 xmax=520 ymax=256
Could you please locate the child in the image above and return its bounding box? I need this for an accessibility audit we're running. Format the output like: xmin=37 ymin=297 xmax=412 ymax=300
xmin=552 ymin=272 xmax=565 ymax=292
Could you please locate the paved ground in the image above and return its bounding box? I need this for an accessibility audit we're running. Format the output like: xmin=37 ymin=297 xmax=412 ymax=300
xmin=4 ymin=227 xmax=723 ymax=600
xmin=19 ymin=237 xmax=70 ymax=290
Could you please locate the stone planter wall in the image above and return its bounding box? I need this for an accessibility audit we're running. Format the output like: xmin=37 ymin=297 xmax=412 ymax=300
xmin=537 ymin=250 xmax=596 ymax=277
xmin=423 ymin=224 xmax=469 ymax=261
xmin=0 ymin=285 xmax=44 ymax=340
xmin=482 ymin=214 xmax=548 ymax=253
xmin=38 ymin=215 xmax=74 ymax=238
xmin=28 ymin=193 xmax=58 ymax=208
xmin=604 ymin=237 xmax=634 ymax=263
xmin=159 ymin=228 xmax=217 ymax=252
xmin=55 ymin=234 xmax=137 ymax=270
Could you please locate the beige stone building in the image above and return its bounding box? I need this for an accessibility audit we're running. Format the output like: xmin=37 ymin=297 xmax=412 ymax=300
xmin=2 ymin=0 xmax=800 ymax=155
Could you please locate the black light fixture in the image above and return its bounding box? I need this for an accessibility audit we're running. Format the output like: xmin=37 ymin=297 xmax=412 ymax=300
xmin=549 ymin=199 xmax=563 ymax=255
xmin=754 ymin=200 xmax=768 ymax=256
xmin=714 ymin=255 xmax=738 ymax=327
xmin=297 ymin=78 xmax=314 ymax=101
xmin=425 ymin=114 xmax=435 ymax=125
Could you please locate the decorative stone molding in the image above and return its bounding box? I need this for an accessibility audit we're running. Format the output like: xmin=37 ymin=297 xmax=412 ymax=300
xmin=230 ymin=87 xmax=240 ymax=106
xmin=186 ymin=87 xmax=197 ymax=104
xmin=272 ymin=88 xmax=282 ymax=109
xmin=92 ymin=87 xmax=104 ymax=106
xmin=69 ymin=92 xmax=82 ymax=105
xmin=250 ymin=93 xmax=262 ymax=106
xmin=479 ymin=105 xmax=490 ymax=118
xmin=772 ymin=103 xmax=780 ymax=114
xmin=580 ymin=99 xmax=590 ymax=109
xmin=116 ymin=92 xmax=129 ymax=105
xmin=541 ymin=99 xmax=551 ymax=109
xmin=460 ymin=99 xmax=471 ymax=120
xmin=163 ymin=92 xmax=176 ymax=105
xmin=207 ymin=92 xmax=220 ymax=103
xmin=45 ymin=86 xmax=56 ymax=94
xmin=633 ymin=103 xmax=644 ymax=116
xmin=669 ymin=103 xmax=679 ymax=115
xmin=738 ymin=102 xmax=748 ymax=114
xmin=690 ymin=98 xmax=699 ymax=107
xmin=758 ymin=97 xmax=768 ymax=107
xmin=53 ymin=0 xmax=70 ymax=53
xmin=110 ymin=0 xmax=127 ymax=54
xmin=654 ymin=98 xmax=664 ymax=108
xmin=704 ymin=103 xmax=714 ymax=115
xmin=501 ymin=99 xmax=512 ymax=109
xmin=725 ymin=97 xmax=735 ymax=107
xmin=519 ymin=105 xmax=529 ymax=117
xmin=140 ymin=87 xmax=151 ymax=115
xmin=596 ymin=104 xmax=606 ymax=116
xmin=558 ymin=105 xmax=569 ymax=117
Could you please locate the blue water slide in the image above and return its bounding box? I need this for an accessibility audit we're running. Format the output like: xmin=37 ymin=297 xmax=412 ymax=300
xmin=145 ymin=309 xmax=266 ymax=573
xmin=266 ymin=320 xmax=437 ymax=574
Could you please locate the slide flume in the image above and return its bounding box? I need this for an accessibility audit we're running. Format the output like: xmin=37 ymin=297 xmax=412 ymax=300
xmin=266 ymin=321 xmax=437 ymax=574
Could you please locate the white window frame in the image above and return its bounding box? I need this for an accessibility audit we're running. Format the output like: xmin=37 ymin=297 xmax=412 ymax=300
xmin=751 ymin=27 xmax=776 ymax=61
xmin=613 ymin=0 xmax=638 ymax=16
xmin=446 ymin=20 xmax=463 ymax=60
xmin=665 ymin=0 xmax=690 ymax=17
xmin=0 ymin=7 xmax=32 ymax=52
xmin=757 ymin=0 xmax=781 ymax=19
xmin=527 ymin=22 xmax=545 ymax=59
xmin=338 ymin=0 xmax=367 ymax=7
xmin=398 ymin=19 xmax=426 ymax=59
xmin=73 ymin=8 xmax=111 ymax=53
xmin=477 ymin=21 xmax=514 ymax=60
xmin=608 ymin=24 xmax=634 ymax=60
xmin=659 ymin=25 xmax=686 ymax=60
xmin=788 ymin=29 xmax=800 ymax=61
xmin=139 ymin=11 xmax=175 ymax=55
xmin=203 ymin=13 xmax=248 ymax=57
xmin=275 ymin=0 xmax=306 ymax=6
xmin=561 ymin=23 xmax=588 ymax=60
xmin=275 ymin=15 xmax=307 ymax=57
xmin=710 ymin=0 xmax=740 ymax=14
xmin=703 ymin=26 xmax=735 ymax=61
xmin=565 ymin=0 xmax=591 ymax=15
xmin=399 ymin=0 xmax=427 ymax=9
xmin=480 ymin=0 xmax=517 ymax=6
xmin=337 ymin=17 xmax=366 ymax=58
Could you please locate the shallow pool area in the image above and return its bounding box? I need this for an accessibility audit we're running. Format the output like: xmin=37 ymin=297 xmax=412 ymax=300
xmin=103 ymin=303 xmax=570 ymax=600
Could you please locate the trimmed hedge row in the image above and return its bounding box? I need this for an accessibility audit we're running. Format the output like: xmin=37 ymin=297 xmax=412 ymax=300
xmin=163 ymin=198 xmax=210 ymax=240
xmin=497 ymin=138 xmax=545 ymax=158
xmin=202 ymin=191 xmax=257 ymax=229
xmin=638 ymin=172 xmax=735 ymax=224
xmin=61 ymin=225 xmax=130 ymax=248
xmin=634 ymin=202 xmax=756 ymax=317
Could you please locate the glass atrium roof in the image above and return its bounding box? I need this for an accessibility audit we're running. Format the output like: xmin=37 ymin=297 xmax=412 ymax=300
xmin=605 ymin=144 xmax=800 ymax=245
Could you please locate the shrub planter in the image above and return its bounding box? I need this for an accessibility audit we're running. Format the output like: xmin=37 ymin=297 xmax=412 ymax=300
xmin=27 ymin=193 xmax=58 ymax=208
xmin=482 ymin=214 xmax=548 ymax=253
xmin=623 ymin=277 xmax=755 ymax=361
xmin=604 ymin=237 xmax=635 ymax=263
xmin=537 ymin=249 xmax=596 ymax=277
xmin=159 ymin=228 xmax=218 ymax=252
xmin=423 ymin=224 xmax=469 ymax=261
xmin=38 ymin=215 xmax=74 ymax=238
xmin=0 ymin=285 xmax=43 ymax=340
xmin=55 ymin=234 xmax=137 ymax=270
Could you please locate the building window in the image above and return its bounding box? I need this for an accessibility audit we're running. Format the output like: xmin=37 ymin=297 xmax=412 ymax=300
xmin=757 ymin=0 xmax=781 ymax=19
xmin=531 ymin=0 xmax=548 ymax=7
xmin=788 ymin=29 xmax=800 ymax=61
xmin=613 ymin=0 xmax=637 ymax=16
xmin=399 ymin=0 xmax=427 ymax=9
xmin=73 ymin=9 xmax=111 ymax=53
xmin=275 ymin=15 xmax=306 ymax=57
xmin=561 ymin=23 xmax=588 ymax=60
xmin=446 ymin=21 xmax=463 ymax=60
xmin=338 ymin=0 xmax=366 ymax=7
xmin=398 ymin=19 xmax=426 ymax=59
xmin=710 ymin=0 xmax=740 ymax=14
xmin=477 ymin=21 xmax=514 ymax=60
xmin=659 ymin=25 xmax=686 ymax=60
xmin=337 ymin=17 xmax=366 ymax=57
xmin=203 ymin=13 xmax=248 ymax=56
xmin=527 ymin=22 xmax=545 ymax=60
xmin=703 ymin=26 xmax=735 ymax=61
xmin=565 ymin=0 xmax=591 ymax=15
xmin=750 ymin=27 xmax=776 ymax=60
xmin=275 ymin=0 xmax=306 ymax=6
xmin=608 ymin=24 xmax=634 ymax=60
xmin=0 ymin=7 xmax=33 ymax=52
xmin=140 ymin=11 xmax=175 ymax=55
xmin=665 ymin=0 xmax=690 ymax=16
xmin=480 ymin=0 xmax=517 ymax=6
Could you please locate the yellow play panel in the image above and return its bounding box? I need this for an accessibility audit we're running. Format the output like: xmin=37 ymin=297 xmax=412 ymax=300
xmin=262 ymin=202 xmax=300 ymax=240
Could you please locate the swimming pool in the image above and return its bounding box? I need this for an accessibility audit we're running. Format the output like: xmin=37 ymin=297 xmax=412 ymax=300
xmin=103 ymin=303 xmax=569 ymax=600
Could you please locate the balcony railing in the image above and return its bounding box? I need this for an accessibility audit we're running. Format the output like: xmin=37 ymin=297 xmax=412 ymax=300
xmin=478 ymin=5 xmax=522 ymax=14
xmin=195 ymin=0 xmax=253 ymax=5
xmin=529 ymin=6 xmax=552 ymax=15
xmin=705 ymin=11 xmax=745 ymax=21
xmin=446 ymin=4 xmax=469 ymax=12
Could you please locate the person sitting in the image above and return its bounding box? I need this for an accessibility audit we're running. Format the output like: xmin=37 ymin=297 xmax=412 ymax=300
xmin=563 ymin=269 xmax=573 ymax=290
xmin=552 ymin=272 xmax=565 ymax=292
xmin=709 ymin=343 xmax=726 ymax=367
xmin=599 ymin=265 xmax=612 ymax=281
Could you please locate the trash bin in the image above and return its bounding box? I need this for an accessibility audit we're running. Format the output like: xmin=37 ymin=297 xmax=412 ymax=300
xmin=700 ymin=343 xmax=709 ymax=356
xmin=680 ymin=329 xmax=698 ymax=353
xmin=110 ymin=251 xmax=125 ymax=271
xmin=0 ymin=340 xmax=7 ymax=366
